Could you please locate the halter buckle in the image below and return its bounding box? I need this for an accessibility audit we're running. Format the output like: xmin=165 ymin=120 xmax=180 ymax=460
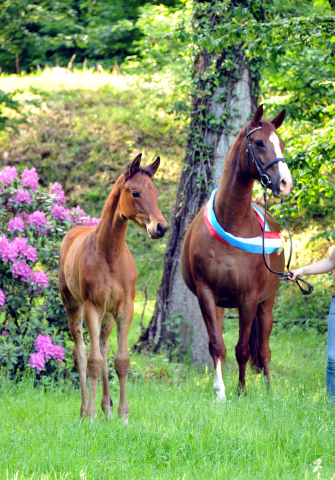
xmin=260 ymin=173 xmax=271 ymax=188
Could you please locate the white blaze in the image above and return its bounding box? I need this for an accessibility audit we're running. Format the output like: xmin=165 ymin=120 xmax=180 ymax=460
xmin=213 ymin=360 xmax=226 ymax=402
xmin=269 ymin=132 xmax=292 ymax=182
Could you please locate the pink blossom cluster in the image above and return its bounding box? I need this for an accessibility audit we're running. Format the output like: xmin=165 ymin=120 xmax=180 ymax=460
xmin=50 ymin=204 xmax=71 ymax=221
xmin=11 ymin=259 xmax=32 ymax=281
xmin=0 ymin=289 xmax=5 ymax=307
xmin=0 ymin=236 xmax=37 ymax=263
xmin=83 ymin=215 xmax=100 ymax=226
xmin=12 ymin=189 xmax=32 ymax=205
xmin=27 ymin=210 xmax=47 ymax=227
xmin=0 ymin=166 xmax=18 ymax=187
xmin=29 ymin=334 xmax=65 ymax=371
xmin=50 ymin=204 xmax=100 ymax=227
xmin=30 ymin=270 xmax=48 ymax=288
xmin=8 ymin=216 xmax=25 ymax=233
xmin=48 ymin=182 xmax=66 ymax=204
xmin=21 ymin=167 xmax=39 ymax=191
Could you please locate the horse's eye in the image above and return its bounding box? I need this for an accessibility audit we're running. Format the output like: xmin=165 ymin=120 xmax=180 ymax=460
xmin=255 ymin=140 xmax=264 ymax=148
xmin=131 ymin=191 xmax=140 ymax=198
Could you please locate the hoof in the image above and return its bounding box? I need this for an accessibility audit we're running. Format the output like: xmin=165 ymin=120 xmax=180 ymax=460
xmin=121 ymin=412 xmax=129 ymax=425
xmin=85 ymin=411 xmax=97 ymax=421
xmin=215 ymin=393 xmax=227 ymax=403
xmin=104 ymin=410 xmax=114 ymax=421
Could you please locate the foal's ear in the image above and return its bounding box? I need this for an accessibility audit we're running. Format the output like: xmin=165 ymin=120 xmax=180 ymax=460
xmin=146 ymin=157 xmax=160 ymax=177
xmin=271 ymin=109 xmax=286 ymax=129
xmin=130 ymin=153 xmax=142 ymax=174
xmin=251 ymin=104 xmax=263 ymax=127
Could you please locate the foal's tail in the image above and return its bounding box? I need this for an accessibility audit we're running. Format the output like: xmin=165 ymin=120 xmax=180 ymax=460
xmin=249 ymin=316 xmax=261 ymax=374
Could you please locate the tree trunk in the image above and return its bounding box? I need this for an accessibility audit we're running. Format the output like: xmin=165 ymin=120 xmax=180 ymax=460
xmin=136 ymin=3 xmax=261 ymax=364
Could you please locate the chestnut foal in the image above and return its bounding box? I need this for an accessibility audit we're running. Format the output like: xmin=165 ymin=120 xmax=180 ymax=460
xmin=59 ymin=155 xmax=167 ymax=421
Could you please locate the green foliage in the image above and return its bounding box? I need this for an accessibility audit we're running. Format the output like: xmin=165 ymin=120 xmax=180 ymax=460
xmin=0 ymin=0 xmax=183 ymax=73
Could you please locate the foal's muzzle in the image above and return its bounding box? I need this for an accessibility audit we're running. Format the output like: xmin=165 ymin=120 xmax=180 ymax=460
xmin=147 ymin=221 xmax=167 ymax=239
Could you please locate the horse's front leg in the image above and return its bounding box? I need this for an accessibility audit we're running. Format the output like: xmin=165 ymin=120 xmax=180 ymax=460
xmin=114 ymin=300 xmax=134 ymax=424
xmin=236 ymin=299 xmax=258 ymax=394
xmin=100 ymin=312 xmax=115 ymax=418
xmin=197 ymin=284 xmax=226 ymax=402
xmin=256 ymin=291 xmax=276 ymax=386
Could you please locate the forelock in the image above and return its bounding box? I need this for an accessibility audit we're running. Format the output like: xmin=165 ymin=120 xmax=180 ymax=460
xmin=123 ymin=164 xmax=153 ymax=182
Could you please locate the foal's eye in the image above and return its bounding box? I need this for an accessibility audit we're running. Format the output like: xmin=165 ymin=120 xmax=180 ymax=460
xmin=255 ymin=140 xmax=264 ymax=148
xmin=131 ymin=191 xmax=140 ymax=198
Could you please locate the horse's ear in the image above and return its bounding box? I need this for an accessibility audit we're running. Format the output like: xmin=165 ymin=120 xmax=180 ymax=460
xmin=271 ymin=109 xmax=286 ymax=129
xmin=146 ymin=157 xmax=160 ymax=177
xmin=130 ymin=153 xmax=142 ymax=174
xmin=251 ymin=104 xmax=263 ymax=127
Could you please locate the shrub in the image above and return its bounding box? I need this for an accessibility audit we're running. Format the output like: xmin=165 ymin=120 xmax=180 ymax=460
xmin=0 ymin=166 xmax=99 ymax=381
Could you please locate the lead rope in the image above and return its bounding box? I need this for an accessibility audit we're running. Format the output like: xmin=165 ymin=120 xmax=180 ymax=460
xmin=262 ymin=187 xmax=313 ymax=296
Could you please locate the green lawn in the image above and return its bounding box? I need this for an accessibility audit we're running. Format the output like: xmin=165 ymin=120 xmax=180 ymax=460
xmin=1 ymin=321 xmax=334 ymax=480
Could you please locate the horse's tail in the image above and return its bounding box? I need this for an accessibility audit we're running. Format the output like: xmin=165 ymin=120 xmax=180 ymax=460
xmin=249 ymin=316 xmax=261 ymax=373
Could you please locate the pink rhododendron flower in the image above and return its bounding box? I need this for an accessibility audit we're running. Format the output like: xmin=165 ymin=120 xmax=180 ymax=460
xmin=83 ymin=215 xmax=100 ymax=227
xmin=50 ymin=204 xmax=71 ymax=221
xmin=0 ymin=166 xmax=18 ymax=187
xmin=0 ymin=289 xmax=5 ymax=306
xmin=48 ymin=182 xmax=66 ymax=204
xmin=51 ymin=344 xmax=65 ymax=363
xmin=8 ymin=216 xmax=25 ymax=233
xmin=34 ymin=334 xmax=54 ymax=358
xmin=27 ymin=210 xmax=47 ymax=227
xmin=30 ymin=270 xmax=48 ymax=288
xmin=29 ymin=352 xmax=45 ymax=371
xmin=0 ymin=238 xmax=20 ymax=262
xmin=9 ymin=237 xmax=37 ymax=262
xmin=69 ymin=206 xmax=86 ymax=225
xmin=12 ymin=189 xmax=32 ymax=205
xmin=2 ymin=330 xmax=8 ymax=336
xmin=10 ymin=260 xmax=32 ymax=281
xmin=21 ymin=167 xmax=39 ymax=191
xmin=33 ymin=334 xmax=64 ymax=362
xmin=0 ymin=236 xmax=11 ymax=261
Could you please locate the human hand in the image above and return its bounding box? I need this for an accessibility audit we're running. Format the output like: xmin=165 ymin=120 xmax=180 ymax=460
xmin=287 ymin=268 xmax=304 ymax=282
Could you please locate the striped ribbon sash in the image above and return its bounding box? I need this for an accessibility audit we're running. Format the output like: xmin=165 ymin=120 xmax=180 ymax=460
xmin=204 ymin=187 xmax=283 ymax=255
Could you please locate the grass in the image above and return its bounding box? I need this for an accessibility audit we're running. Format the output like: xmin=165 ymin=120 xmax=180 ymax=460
xmin=1 ymin=320 xmax=334 ymax=480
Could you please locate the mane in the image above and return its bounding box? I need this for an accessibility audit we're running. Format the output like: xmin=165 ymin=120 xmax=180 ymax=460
xmin=222 ymin=118 xmax=275 ymax=176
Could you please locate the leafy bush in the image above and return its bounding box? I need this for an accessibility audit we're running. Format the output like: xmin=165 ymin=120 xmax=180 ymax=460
xmin=0 ymin=165 xmax=98 ymax=381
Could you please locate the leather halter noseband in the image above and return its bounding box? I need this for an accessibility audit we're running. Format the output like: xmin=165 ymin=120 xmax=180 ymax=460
xmin=245 ymin=123 xmax=314 ymax=296
xmin=245 ymin=124 xmax=287 ymax=187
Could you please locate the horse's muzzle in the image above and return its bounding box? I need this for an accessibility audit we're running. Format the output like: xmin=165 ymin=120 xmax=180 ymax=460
xmin=147 ymin=221 xmax=167 ymax=239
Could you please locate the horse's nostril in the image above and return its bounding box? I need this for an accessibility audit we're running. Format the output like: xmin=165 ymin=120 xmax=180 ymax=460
xmin=280 ymin=178 xmax=287 ymax=189
xmin=157 ymin=223 xmax=165 ymax=237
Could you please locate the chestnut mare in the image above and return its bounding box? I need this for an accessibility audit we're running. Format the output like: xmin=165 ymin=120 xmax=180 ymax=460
xmin=59 ymin=154 xmax=167 ymax=421
xmin=181 ymin=105 xmax=294 ymax=400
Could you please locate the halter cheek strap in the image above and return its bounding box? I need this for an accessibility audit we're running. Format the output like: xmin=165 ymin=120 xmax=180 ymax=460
xmin=245 ymin=124 xmax=287 ymax=188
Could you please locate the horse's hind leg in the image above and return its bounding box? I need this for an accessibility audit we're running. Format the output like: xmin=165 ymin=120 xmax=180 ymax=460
xmin=99 ymin=312 xmax=115 ymax=418
xmin=84 ymin=301 xmax=104 ymax=420
xmin=213 ymin=306 xmax=226 ymax=401
xmin=197 ymin=285 xmax=226 ymax=401
xmin=235 ymin=300 xmax=258 ymax=394
xmin=255 ymin=292 xmax=276 ymax=386
xmin=66 ymin=303 xmax=88 ymax=417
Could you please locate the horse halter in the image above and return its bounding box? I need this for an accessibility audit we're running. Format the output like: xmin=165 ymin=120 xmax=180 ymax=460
xmin=245 ymin=123 xmax=287 ymax=188
xmin=245 ymin=123 xmax=314 ymax=296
